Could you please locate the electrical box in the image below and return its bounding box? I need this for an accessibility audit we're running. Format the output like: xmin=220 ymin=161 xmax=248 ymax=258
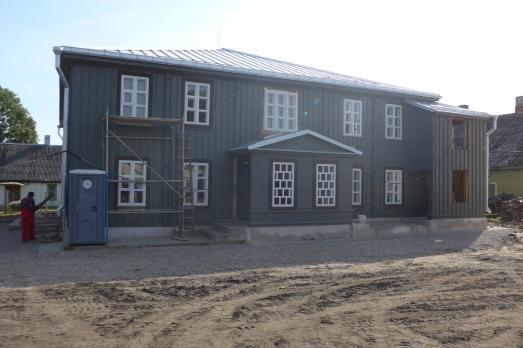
xmin=68 ymin=169 xmax=107 ymax=245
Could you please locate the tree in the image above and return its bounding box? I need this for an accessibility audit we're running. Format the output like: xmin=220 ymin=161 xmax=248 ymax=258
xmin=0 ymin=86 xmax=38 ymax=143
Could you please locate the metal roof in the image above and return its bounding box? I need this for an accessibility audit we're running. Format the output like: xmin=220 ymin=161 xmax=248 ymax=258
xmin=405 ymin=99 xmax=492 ymax=119
xmin=54 ymin=46 xmax=440 ymax=100
xmin=490 ymin=113 xmax=523 ymax=168
xmin=231 ymin=129 xmax=363 ymax=155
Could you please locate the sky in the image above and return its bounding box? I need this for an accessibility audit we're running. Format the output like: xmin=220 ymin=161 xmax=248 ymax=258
xmin=1 ymin=0 xmax=522 ymax=145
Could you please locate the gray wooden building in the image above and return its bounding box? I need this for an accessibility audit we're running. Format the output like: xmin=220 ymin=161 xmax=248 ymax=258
xmin=54 ymin=46 xmax=494 ymax=230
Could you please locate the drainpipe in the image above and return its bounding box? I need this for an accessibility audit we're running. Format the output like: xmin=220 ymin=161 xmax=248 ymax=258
xmin=54 ymin=49 xmax=70 ymax=213
xmin=485 ymin=115 xmax=498 ymax=213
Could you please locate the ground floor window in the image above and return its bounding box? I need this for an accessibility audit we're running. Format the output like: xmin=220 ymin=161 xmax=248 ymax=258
xmin=271 ymin=161 xmax=295 ymax=207
xmin=352 ymin=168 xmax=362 ymax=205
xmin=385 ymin=169 xmax=402 ymax=205
xmin=452 ymin=170 xmax=467 ymax=203
xmin=47 ymin=183 xmax=57 ymax=201
xmin=316 ymin=163 xmax=336 ymax=207
xmin=118 ymin=160 xmax=146 ymax=207
xmin=184 ymin=162 xmax=209 ymax=206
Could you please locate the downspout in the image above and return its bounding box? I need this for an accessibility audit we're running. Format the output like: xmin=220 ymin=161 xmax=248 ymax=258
xmin=54 ymin=49 xmax=70 ymax=214
xmin=485 ymin=115 xmax=498 ymax=213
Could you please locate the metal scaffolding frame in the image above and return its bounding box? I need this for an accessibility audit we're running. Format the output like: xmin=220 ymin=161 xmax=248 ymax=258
xmin=102 ymin=113 xmax=195 ymax=239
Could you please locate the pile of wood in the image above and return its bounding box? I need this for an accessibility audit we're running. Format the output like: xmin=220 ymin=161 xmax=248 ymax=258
xmin=489 ymin=194 xmax=523 ymax=223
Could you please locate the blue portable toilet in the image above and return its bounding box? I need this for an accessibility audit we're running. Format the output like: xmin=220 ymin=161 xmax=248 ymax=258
xmin=68 ymin=169 xmax=107 ymax=245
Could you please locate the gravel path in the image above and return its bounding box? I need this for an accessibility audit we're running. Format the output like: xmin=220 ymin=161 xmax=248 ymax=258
xmin=0 ymin=223 xmax=513 ymax=288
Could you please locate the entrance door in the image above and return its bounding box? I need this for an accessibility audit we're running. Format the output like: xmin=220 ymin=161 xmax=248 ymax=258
xmin=236 ymin=156 xmax=250 ymax=221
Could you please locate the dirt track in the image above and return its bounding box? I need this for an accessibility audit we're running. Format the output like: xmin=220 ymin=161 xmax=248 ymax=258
xmin=1 ymin=244 xmax=523 ymax=347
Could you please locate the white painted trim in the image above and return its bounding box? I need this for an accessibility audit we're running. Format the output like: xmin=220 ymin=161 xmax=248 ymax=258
xmin=315 ymin=163 xmax=336 ymax=207
xmin=343 ymin=99 xmax=363 ymax=137
xmin=117 ymin=160 xmax=147 ymax=207
xmin=385 ymin=169 xmax=402 ymax=205
xmin=385 ymin=104 xmax=403 ymax=140
xmin=271 ymin=161 xmax=295 ymax=207
xmin=264 ymin=88 xmax=299 ymax=132
xmin=352 ymin=168 xmax=362 ymax=205
xmin=184 ymin=81 xmax=211 ymax=125
xmin=120 ymin=75 xmax=149 ymax=117
xmin=244 ymin=129 xmax=363 ymax=155
xmin=184 ymin=162 xmax=209 ymax=206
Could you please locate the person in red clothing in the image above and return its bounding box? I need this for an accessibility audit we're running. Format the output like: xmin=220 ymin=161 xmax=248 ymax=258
xmin=20 ymin=192 xmax=37 ymax=242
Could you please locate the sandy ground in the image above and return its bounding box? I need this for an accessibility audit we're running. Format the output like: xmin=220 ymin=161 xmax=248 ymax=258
xmin=1 ymin=242 xmax=523 ymax=347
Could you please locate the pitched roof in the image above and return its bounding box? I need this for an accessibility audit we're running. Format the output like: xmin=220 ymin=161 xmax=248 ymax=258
xmin=55 ymin=46 xmax=440 ymax=100
xmin=231 ymin=129 xmax=363 ymax=155
xmin=0 ymin=144 xmax=62 ymax=182
xmin=490 ymin=113 xmax=523 ymax=168
xmin=405 ymin=100 xmax=492 ymax=119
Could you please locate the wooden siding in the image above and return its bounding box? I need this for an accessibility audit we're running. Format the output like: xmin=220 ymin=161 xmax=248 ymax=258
xmin=63 ymin=56 xmax=488 ymax=226
xmin=490 ymin=168 xmax=523 ymax=197
xmin=431 ymin=115 xmax=487 ymax=217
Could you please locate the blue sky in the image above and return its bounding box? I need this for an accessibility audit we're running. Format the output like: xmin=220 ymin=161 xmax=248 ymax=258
xmin=1 ymin=0 xmax=522 ymax=144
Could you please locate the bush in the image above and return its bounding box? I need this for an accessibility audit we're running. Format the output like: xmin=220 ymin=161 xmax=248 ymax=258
xmin=6 ymin=200 xmax=21 ymax=214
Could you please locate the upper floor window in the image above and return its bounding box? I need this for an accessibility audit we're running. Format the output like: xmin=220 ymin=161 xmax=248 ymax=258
xmin=118 ymin=160 xmax=146 ymax=207
xmin=385 ymin=169 xmax=402 ymax=205
xmin=385 ymin=104 xmax=402 ymax=140
xmin=183 ymin=162 xmax=209 ymax=206
xmin=344 ymin=99 xmax=362 ymax=137
xmin=452 ymin=119 xmax=467 ymax=148
xmin=352 ymin=168 xmax=362 ymax=205
xmin=120 ymin=75 xmax=149 ymax=117
xmin=185 ymin=82 xmax=210 ymax=125
xmin=265 ymin=89 xmax=298 ymax=132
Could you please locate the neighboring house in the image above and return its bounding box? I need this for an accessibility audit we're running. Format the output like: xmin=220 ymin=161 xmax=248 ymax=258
xmin=54 ymin=46 xmax=493 ymax=230
xmin=0 ymin=143 xmax=62 ymax=210
xmin=489 ymin=97 xmax=523 ymax=197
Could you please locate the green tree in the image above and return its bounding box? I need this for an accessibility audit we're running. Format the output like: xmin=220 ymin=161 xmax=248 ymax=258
xmin=0 ymin=86 xmax=38 ymax=143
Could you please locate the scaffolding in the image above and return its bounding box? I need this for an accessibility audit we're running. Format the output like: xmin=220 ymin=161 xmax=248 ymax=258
xmin=103 ymin=113 xmax=196 ymax=239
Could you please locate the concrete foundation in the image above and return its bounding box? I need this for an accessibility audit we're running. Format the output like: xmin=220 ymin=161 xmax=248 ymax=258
xmin=428 ymin=217 xmax=488 ymax=232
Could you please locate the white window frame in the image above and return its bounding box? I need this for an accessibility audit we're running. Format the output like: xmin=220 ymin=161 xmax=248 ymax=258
xmin=118 ymin=160 xmax=147 ymax=207
xmin=352 ymin=168 xmax=362 ymax=205
xmin=271 ymin=161 xmax=295 ymax=208
xmin=385 ymin=104 xmax=402 ymax=140
xmin=315 ymin=163 xmax=336 ymax=207
xmin=120 ymin=75 xmax=149 ymax=117
xmin=343 ymin=99 xmax=363 ymax=137
xmin=385 ymin=169 xmax=402 ymax=205
xmin=184 ymin=81 xmax=211 ymax=126
xmin=264 ymin=88 xmax=298 ymax=132
xmin=183 ymin=162 xmax=209 ymax=206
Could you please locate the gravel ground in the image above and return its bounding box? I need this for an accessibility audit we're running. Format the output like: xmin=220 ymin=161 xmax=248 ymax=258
xmin=0 ymin=223 xmax=513 ymax=288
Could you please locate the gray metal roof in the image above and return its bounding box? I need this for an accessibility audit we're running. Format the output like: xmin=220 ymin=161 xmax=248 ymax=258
xmin=490 ymin=113 xmax=523 ymax=168
xmin=405 ymin=99 xmax=491 ymax=119
xmin=54 ymin=46 xmax=440 ymax=100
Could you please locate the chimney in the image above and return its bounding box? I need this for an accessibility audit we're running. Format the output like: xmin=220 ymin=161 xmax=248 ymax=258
xmin=516 ymin=96 xmax=523 ymax=114
xmin=458 ymin=104 xmax=469 ymax=109
xmin=44 ymin=135 xmax=50 ymax=145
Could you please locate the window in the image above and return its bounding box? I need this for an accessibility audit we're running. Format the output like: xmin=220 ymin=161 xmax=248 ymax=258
xmin=120 ymin=75 xmax=149 ymax=117
xmin=385 ymin=104 xmax=402 ymax=140
xmin=47 ymin=184 xmax=57 ymax=202
xmin=385 ymin=169 xmax=402 ymax=205
xmin=272 ymin=161 xmax=295 ymax=207
xmin=185 ymin=82 xmax=210 ymax=125
xmin=184 ymin=162 xmax=209 ymax=206
xmin=452 ymin=119 xmax=467 ymax=148
xmin=316 ymin=163 xmax=336 ymax=207
xmin=118 ymin=160 xmax=146 ymax=207
xmin=265 ymin=89 xmax=298 ymax=132
xmin=352 ymin=168 xmax=362 ymax=205
xmin=452 ymin=170 xmax=467 ymax=203
xmin=344 ymin=99 xmax=363 ymax=136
